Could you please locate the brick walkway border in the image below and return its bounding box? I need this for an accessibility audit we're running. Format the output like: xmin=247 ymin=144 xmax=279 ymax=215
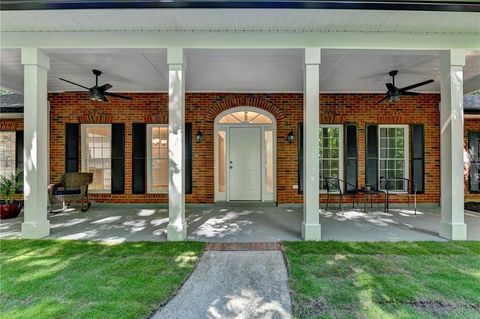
xmin=205 ymin=242 xmax=282 ymax=251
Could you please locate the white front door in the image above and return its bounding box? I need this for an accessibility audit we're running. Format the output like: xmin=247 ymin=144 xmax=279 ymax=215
xmin=229 ymin=127 xmax=261 ymax=200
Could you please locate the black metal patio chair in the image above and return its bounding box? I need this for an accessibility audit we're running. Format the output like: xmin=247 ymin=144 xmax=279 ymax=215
xmin=324 ymin=177 xmax=360 ymax=212
xmin=379 ymin=177 xmax=417 ymax=215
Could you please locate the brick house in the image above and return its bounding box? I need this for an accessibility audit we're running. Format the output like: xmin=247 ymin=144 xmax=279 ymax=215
xmin=0 ymin=1 xmax=479 ymax=241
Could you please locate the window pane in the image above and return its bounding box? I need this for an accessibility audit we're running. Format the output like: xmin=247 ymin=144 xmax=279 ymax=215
xmin=83 ymin=126 xmax=111 ymax=192
xmin=219 ymin=114 xmax=242 ymax=124
xmin=149 ymin=125 xmax=169 ymax=193
xmin=380 ymin=128 xmax=387 ymax=138
xmin=251 ymin=114 xmax=272 ymax=124
xmin=379 ymin=126 xmax=406 ymax=192
xmin=246 ymin=111 xmax=259 ymax=123
xmin=218 ymin=131 xmax=226 ymax=193
xmin=265 ymin=130 xmax=274 ymax=193
xmin=219 ymin=111 xmax=272 ymax=124
xmin=231 ymin=111 xmax=246 ymax=122
xmin=152 ymin=158 xmax=168 ymax=192
xmin=319 ymin=126 xmax=341 ymax=191
xmin=0 ymin=132 xmax=16 ymax=179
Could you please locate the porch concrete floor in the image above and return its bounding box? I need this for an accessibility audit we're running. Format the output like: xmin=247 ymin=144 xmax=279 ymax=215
xmin=1 ymin=203 xmax=479 ymax=242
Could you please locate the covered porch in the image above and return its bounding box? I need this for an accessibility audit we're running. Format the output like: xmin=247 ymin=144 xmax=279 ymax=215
xmin=1 ymin=8 xmax=479 ymax=242
xmin=2 ymin=204 xmax=479 ymax=243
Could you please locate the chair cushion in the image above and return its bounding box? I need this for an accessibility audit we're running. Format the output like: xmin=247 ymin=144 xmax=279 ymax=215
xmin=53 ymin=189 xmax=81 ymax=196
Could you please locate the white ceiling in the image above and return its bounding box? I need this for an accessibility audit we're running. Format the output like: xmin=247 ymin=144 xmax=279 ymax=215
xmin=1 ymin=9 xmax=479 ymax=35
xmin=1 ymin=48 xmax=479 ymax=93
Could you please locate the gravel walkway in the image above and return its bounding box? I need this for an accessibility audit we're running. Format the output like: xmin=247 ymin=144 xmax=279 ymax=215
xmin=152 ymin=250 xmax=292 ymax=319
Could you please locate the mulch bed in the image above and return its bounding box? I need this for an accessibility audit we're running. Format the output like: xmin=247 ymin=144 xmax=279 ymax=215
xmin=465 ymin=202 xmax=480 ymax=212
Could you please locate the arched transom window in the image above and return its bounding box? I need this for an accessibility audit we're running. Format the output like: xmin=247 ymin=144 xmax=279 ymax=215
xmin=218 ymin=110 xmax=273 ymax=124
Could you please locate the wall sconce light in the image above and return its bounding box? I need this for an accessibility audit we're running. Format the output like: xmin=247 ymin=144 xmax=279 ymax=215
xmin=196 ymin=130 xmax=203 ymax=143
xmin=287 ymin=130 xmax=295 ymax=144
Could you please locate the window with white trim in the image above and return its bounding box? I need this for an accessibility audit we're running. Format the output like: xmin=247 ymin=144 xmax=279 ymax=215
xmin=81 ymin=124 xmax=112 ymax=193
xmin=0 ymin=131 xmax=15 ymax=178
xmin=319 ymin=125 xmax=344 ymax=191
xmin=147 ymin=124 xmax=168 ymax=193
xmin=379 ymin=125 xmax=409 ymax=192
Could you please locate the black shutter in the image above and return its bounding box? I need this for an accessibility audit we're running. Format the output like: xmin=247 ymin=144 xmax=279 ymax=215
xmin=411 ymin=125 xmax=425 ymax=194
xmin=15 ymin=130 xmax=24 ymax=193
xmin=111 ymin=123 xmax=125 ymax=194
xmin=298 ymin=123 xmax=304 ymax=194
xmin=132 ymin=123 xmax=146 ymax=194
xmin=365 ymin=125 xmax=379 ymax=190
xmin=345 ymin=124 xmax=358 ymax=193
xmin=469 ymin=132 xmax=480 ymax=193
xmin=185 ymin=123 xmax=193 ymax=194
xmin=65 ymin=123 xmax=79 ymax=173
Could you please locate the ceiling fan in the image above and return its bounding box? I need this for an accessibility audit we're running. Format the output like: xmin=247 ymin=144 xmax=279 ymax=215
xmin=59 ymin=69 xmax=133 ymax=102
xmin=378 ymin=70 xmax=434 ymax=104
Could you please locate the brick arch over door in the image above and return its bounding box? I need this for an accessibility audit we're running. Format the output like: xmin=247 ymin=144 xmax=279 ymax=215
xmin=206 ymin=97 xmax=286 ymax=123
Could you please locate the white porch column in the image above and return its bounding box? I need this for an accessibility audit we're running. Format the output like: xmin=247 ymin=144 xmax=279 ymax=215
xmin=439 ymin=49 xmax=467 ymax=240
xmin=167 ymin=48 xmax=187 ymax=241
xmin=302 ymin=48 xmax=322 ymax=241
xmin=21 ymin=48 xmax=50 ymax=238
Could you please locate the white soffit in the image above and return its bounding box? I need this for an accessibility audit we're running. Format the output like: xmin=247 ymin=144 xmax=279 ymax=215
xmin=1 ymin=9 xmax=479 ymax=35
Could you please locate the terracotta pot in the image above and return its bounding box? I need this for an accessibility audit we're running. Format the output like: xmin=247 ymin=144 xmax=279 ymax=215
xmin=0 ymin=202 xmax=22 ymax=219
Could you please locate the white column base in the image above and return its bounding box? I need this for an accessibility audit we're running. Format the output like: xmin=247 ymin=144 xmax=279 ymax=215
xmin=302 ymin=222 xmax=322 ymax=241
xmin=439 ymin=222 xmax=467 ymax=241
xmin=167 ymin=222 xmax=187 ymax=241
xmin=21 ymin=220 xmax=50 ymax=239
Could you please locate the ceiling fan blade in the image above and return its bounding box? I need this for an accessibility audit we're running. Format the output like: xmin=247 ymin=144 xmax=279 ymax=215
xmin=385 ymin=83 xmax=396 ymax=92
xmin=59 ymin=78 xmax=90 ymax=90
xmin=377 ymin=95 xmax=388 ymax=104
xmin=102 ymin=95 xmax=109 ymax=102
xmin=98 ymin=83 xmax=113 ymax=92
xmin=399 ymin=79 xmax=434 ymax=92
xmin=401 ymin=91 xmax=420 ymax=96
xmin=104 ymin=92 xmax=133 ymax=100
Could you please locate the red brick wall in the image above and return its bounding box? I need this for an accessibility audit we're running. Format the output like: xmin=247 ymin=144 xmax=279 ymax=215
xmin=48 ymin=92 xmax=170 ymax=203
xmin=0 ymin=119 xmax=23 ymax=131
xmin=318 ymin=94 xmax=441 ymax=204
xmin=465 ymin=118 xmax=480 ymax=202
xmin=185 ymin=93 xmax=303 ymax=204
xmin=1 ymin=92 xmax=450 ymax=204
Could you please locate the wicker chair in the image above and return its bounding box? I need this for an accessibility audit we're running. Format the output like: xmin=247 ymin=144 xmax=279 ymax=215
xmin=48 ymin=173 xmax=93 ymax=212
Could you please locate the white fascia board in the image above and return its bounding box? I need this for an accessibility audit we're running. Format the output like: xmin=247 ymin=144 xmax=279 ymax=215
xmin=1 ymin=31 xmax=479 ymax=50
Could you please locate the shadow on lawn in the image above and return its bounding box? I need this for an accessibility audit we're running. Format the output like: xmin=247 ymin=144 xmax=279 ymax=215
xmin=284 ymin=241 xmax=480 ymax=318
xmin=0 ymin=240 xmax=204 ymax=319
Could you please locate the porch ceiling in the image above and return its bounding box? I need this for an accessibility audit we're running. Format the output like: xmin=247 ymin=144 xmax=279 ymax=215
xmin=1 ymin=48 xmax=479 ymax=94
xmin=1 ymin=9 xmax=479 ymax=35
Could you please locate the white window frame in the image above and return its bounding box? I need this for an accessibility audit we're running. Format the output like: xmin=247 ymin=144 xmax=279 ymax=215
xmin=81 ymin=124 xmax=112 ymax=194
xmin=319 ymin=124 xmax=344 ymax=193
xmin=0 ymin=131 xmax=16 ymax=179
xmin=146 ymin=124 xmax=169 ymax=194
xmin=378 ymin=124 xmax=409 ymax=194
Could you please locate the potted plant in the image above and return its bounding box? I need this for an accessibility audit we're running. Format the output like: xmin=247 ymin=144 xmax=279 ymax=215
xmin=0 ymin=169 xmax=23 ymax=219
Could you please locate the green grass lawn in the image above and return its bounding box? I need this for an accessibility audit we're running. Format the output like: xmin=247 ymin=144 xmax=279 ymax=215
xmin=283 ymin=241 xmax=480 ymax=319
xmin=0 ymin=239 xmax=205 ymax=319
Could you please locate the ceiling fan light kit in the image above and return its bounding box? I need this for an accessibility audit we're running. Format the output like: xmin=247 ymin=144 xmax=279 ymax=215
xmin=378 ymin=70 xmax=434 ymax=104
xmin=59 ymin=69 xmax=133 ymax=102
